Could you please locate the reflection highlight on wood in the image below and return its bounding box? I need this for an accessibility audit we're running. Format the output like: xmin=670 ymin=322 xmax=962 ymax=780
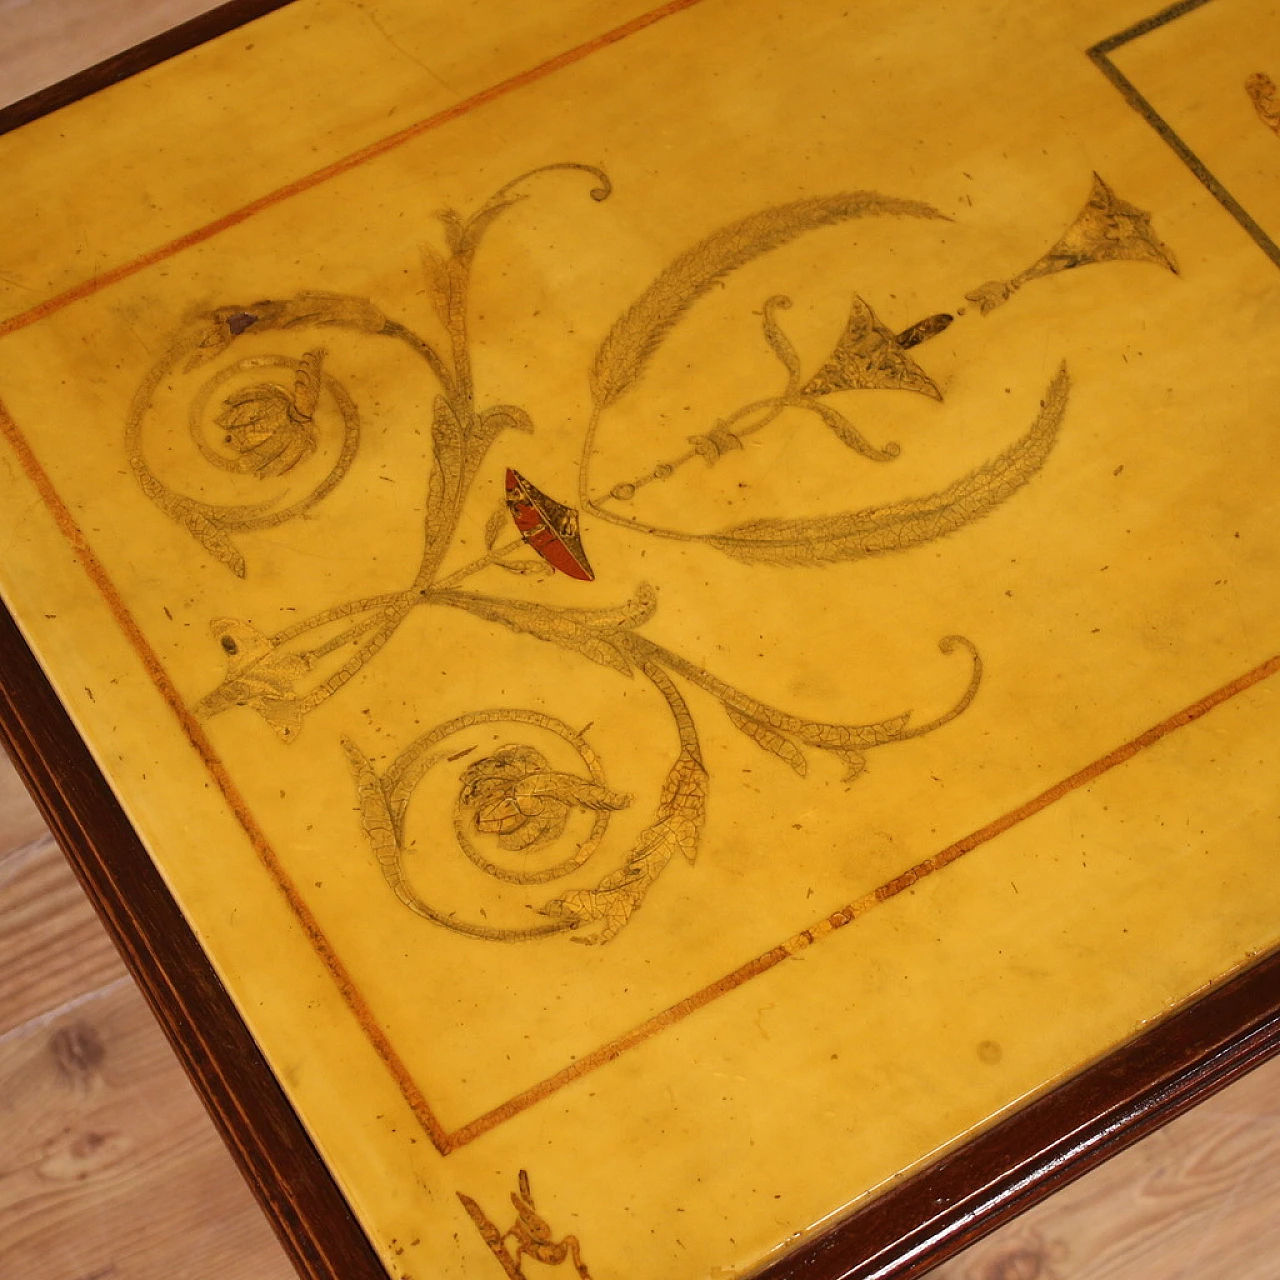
xmin=0 ymin=837 xmax=126 ymax=1037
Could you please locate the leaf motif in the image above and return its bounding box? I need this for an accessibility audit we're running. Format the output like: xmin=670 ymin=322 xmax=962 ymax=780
xmin=178 ymin=508 xmax=246 ymax=578
xmin=830 ymin=749 xmax=868 ymax=783
xmin=291 ymin=349 xmax=326 ymax=420
xmin=421 ymin=245 xmax=453 ymax=328
xmin=425 ymin=395 xmax=465 ymax=537
xmin=1247 ymin=71 xmax=1280 ymax=134
xmin=496 ymin=558 xmax=554 ymax=577
xmin=572 ymin=580 xmax=657 ymax=630
xmin=438 ymin=209 xmax=466 ymax=254
xmin=791 ymin=712 xmax=910 ymax=752
xmin=483 ymin=505 xmax=507 ymax=550
xmin=708 ymin=364 xmax=1069 ymax=565
xmin=560 ymin=776 xmax=634 ymax=811
xmin=182 ymin=293 xmax=390 ymax=371
xmin=590 ymin=191 xmax=948 ymax=408
xmin=497 ymin=806 xmax=569 ymax=852
xmin=432 ymin=590 xmax=634 ymax=676
xmin=183 ymin=301 xmax=287 ymax=368
xmin=540 ymin=748 xmax=706 ymax=942
xmin=724 ymin=703 xmax=807 ymax=775
xmin=342 ymin=737 xmax=400 ymax=852
xmin=458 ymin=195 xmax=525 ymax=256
xmin=470 ymin=407 xmax=534 ymax=482
xmin=275 ymin=292 xmax=389 ymax=333
xmin=654 ymin=748 xmax=708 ymax=862
xmin=479 ymin=405 xmax=534 ymax=437
xmin=194 ymin=616 xmax=316 ymax=740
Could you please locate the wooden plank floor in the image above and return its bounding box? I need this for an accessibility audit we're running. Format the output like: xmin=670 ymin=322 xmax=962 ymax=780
xmin=2 ymin=4 xmax=1279 ymax=1278
xmin=0 ymin=761 xmax=297 ymax=1280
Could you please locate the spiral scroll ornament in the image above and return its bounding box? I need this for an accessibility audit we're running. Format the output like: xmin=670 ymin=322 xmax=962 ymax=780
xmin=344 ymin=710 xmax=632 ymax=942
xmin=126 ymin=310 xmax=364 ymax=578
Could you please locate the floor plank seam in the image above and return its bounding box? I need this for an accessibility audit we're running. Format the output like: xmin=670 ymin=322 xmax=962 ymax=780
xmin=0 ymin=973 xmax=133 ymax=1048
xmin=0 ymin=830 xmax=57 ymax=877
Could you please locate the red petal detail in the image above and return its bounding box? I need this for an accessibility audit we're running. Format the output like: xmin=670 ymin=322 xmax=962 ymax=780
xmin=504 ymin=468 xmax=595 ymax=581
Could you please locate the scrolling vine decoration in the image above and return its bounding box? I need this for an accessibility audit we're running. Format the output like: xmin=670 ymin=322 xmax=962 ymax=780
xmin=128 ymin=165 xmax=1178 ymax=944
xmin=459 ymin=1168 xmax=593 ymax=1279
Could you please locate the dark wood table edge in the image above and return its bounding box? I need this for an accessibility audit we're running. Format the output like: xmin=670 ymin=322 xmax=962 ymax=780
xmin=3 ymin=4 xmax=1279 ymax=1277
xmin=752 ymin=947 xmax=1280 ymax=1278
xmin=0 ymin=0 xmax=300 ymax=136
xmin=0 ymin=602 xmax=386 ymax=1280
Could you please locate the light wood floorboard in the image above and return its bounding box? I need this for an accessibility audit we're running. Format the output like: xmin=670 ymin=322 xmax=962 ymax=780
xmin=0 ymin=836 xmax=128 ymax=1037
xmin=0 ymin=971 xmax=296 ymax=1280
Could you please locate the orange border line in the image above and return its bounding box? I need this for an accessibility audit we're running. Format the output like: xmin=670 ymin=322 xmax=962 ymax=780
xmin=0 ymin=397 xmax=450 ymax=1153
xmin=442 ymin=651 xmax=1280 ymax=1150
xmin=5 ymin=361 xmax=1277 ymax=1154
xmin=0 ymin=0 xmax=707 ymax=342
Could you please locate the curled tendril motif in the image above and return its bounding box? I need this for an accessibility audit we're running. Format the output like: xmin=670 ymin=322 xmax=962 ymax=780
xmin=143 ymin=166 xmax=1182 ymax=942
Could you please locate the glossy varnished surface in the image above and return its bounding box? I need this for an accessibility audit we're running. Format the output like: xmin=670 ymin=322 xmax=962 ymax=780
xmin=1 ymin=2 xmax=1278 ymax=1277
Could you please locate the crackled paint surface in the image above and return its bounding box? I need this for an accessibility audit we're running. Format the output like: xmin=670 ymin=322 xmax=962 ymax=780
xmin=1 ymin=1 xmax=1278 ymax=1276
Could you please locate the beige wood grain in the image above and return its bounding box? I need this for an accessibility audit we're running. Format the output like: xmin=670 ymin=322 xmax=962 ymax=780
xmin=0 ymin=836 xmax=128 ymax=1036
xmin=928 ymin=1055 xmax=1280 ymax=1280
xmin=0 ymin=0 xmax=220 ymax=107
xmin=0 ymin=758 xmax=49 ymax=853
xmin=0 ymin=975 xmax=296 ymax=1280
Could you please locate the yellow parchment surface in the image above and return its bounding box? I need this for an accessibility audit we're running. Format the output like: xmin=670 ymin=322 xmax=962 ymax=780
xmin=1 ymin=1 xmax=1277 ymax=1276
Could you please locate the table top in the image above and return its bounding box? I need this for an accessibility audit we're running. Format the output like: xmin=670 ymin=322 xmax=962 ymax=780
xmin=1 ymin=2 xmax=1278 ymax=1277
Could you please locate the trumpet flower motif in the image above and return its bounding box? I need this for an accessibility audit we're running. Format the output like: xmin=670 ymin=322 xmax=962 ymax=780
xmin=801 ymin=295 xmax=945 ymax=400
xmin=682 ymin=294 xmax=950 ymax=478
xmin=966 ymin=172 xmax=1179 ymax=314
